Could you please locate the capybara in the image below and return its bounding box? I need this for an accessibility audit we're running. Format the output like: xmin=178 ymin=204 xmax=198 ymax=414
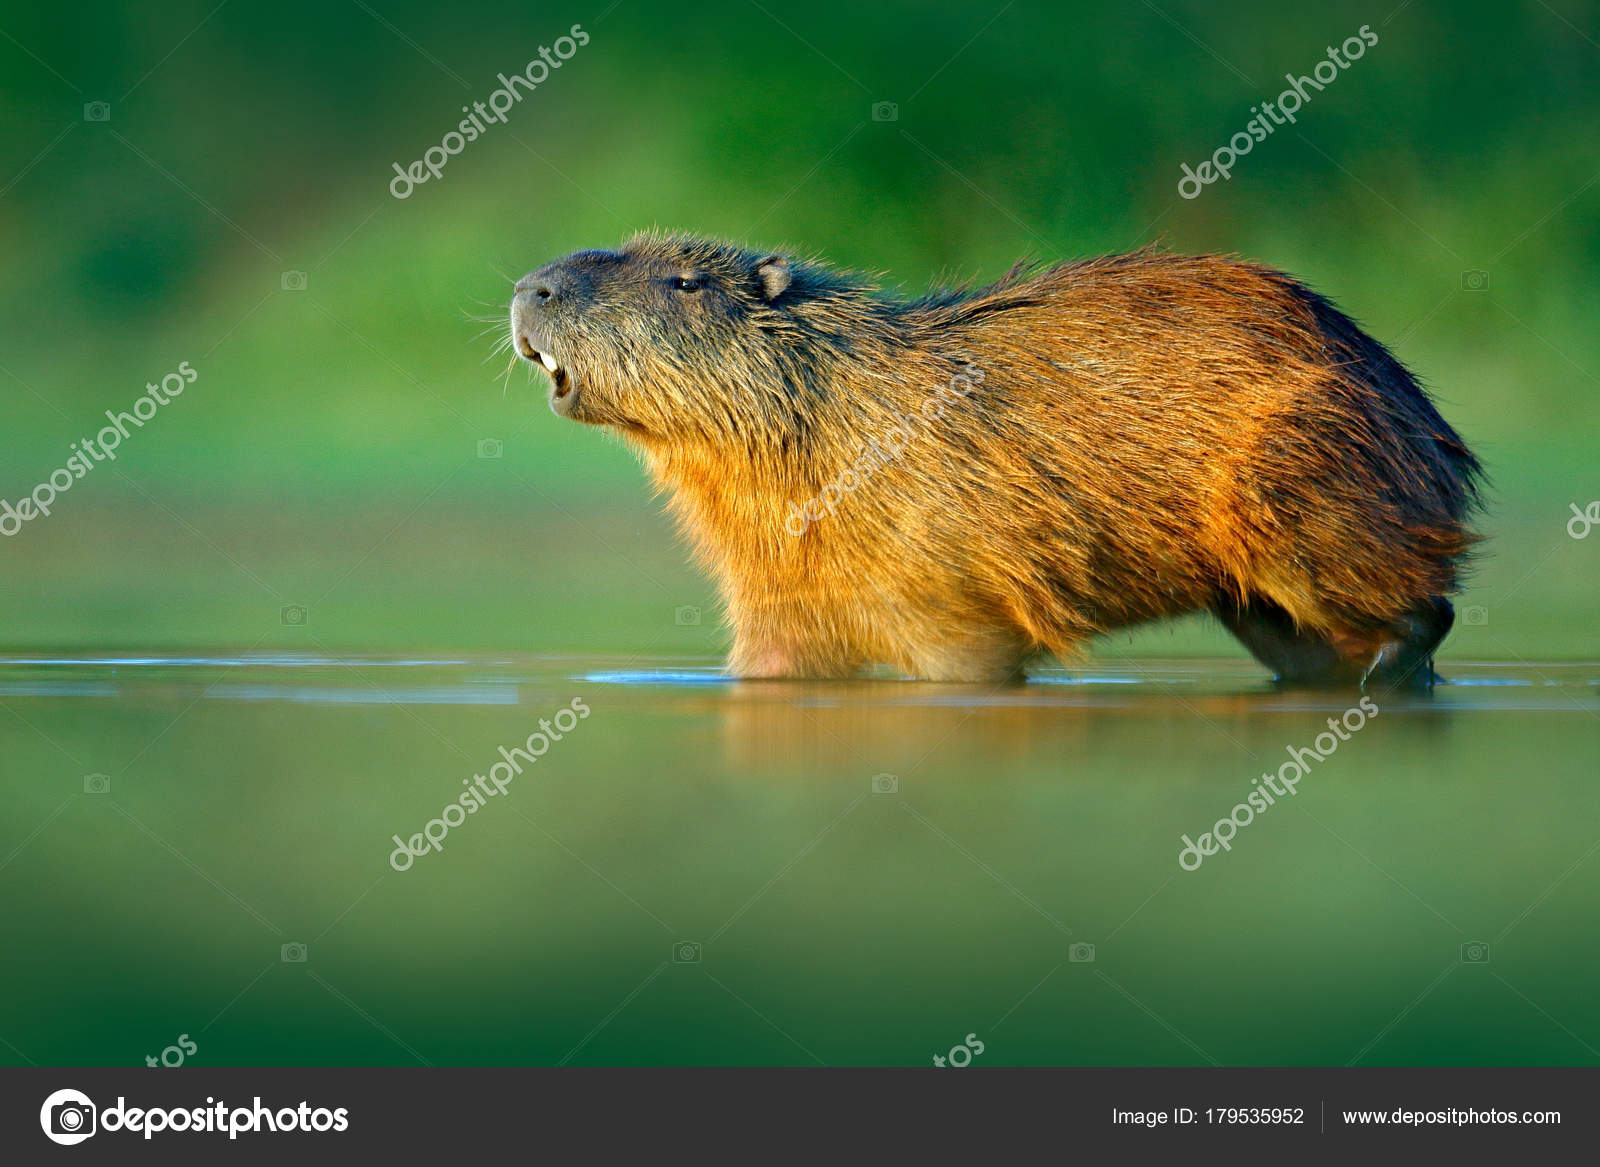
xmin=508 ymin=233 xmax=1482 ymax=687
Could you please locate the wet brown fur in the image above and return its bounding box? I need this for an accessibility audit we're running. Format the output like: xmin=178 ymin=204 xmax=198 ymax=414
xmin=509 ymin=233 xmax=1482 ymax=685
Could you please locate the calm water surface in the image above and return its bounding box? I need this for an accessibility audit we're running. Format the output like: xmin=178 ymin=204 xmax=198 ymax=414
xmin=2 ymin=653 xmax=1596 ymax=1066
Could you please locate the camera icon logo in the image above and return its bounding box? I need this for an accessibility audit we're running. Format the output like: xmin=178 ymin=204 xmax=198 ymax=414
xmin=83 ymin=101 xmax=111 ymax=122
xmin=870 ymin=773 xmax=899 ymax=795
xmin=1460 ymin=270 xmax=1491 ymax=292
xmin=40 ymin=1088 xmax=97 ymax=1145
xmin=281 ymin=604 xmax=308 ymax=626
xmin=281 ymin=942 xmax=308 ymax=963
xmin=870 ymin=101 xmax=899 ymax=122
xmin=83 ymin=773 xmax=111 ymax=794
xmin=673 ymin=941 xmax=702 ymax=964
xmin=280 ymin=270 xmax=308 ymax=292
xmin=476 ymin=438 xmax=504 ymax=459
xmin=1068 ymin=942 xmax=1096 ymax=963
xmin=1462 ymin=605 xmax=1489 ymax=626
xmin=1461 ymin=941 xmax=1491 ymax=964
xmin=674 ymin=605 xmax=701 ymax=626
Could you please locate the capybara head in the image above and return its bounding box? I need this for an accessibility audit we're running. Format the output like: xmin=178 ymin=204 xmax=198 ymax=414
xmin=509 ymin=233 xmax=886 ymax=442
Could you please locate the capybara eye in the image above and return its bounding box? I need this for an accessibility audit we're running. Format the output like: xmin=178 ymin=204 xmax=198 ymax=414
xmin=671 ymin=276 xmax=702 ymax=292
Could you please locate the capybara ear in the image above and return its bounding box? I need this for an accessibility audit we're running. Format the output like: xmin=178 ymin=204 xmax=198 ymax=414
xmin=755 ymin=255 xmax=791 ymax=301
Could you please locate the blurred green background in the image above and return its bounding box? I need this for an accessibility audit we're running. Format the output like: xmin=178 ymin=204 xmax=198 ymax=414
xmin=2 ymin=0 xmax=1597 ymax=1072
xmin=0 ymin=0 xmax=1594 ymax=656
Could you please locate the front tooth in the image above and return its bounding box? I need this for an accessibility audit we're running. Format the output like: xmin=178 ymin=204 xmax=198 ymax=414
xmin=540 ymin=352 xmax=559 ymax=373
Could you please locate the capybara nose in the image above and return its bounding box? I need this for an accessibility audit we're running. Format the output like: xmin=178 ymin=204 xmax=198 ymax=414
xmin=515 ymin=264 xmax=579 ymax=309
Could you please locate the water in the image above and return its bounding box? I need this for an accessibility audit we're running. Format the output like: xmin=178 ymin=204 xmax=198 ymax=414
xmin=2 ymin=653 xmax=1596 ymax=1066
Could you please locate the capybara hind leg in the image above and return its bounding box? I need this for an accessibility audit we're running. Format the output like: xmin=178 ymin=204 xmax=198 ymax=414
xmin=1215 ymin=598 xmax=1350 ymax=684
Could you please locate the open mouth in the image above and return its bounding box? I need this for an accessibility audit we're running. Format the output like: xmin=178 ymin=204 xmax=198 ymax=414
xmin=517 ymin=333 xmax=571 ymax=398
